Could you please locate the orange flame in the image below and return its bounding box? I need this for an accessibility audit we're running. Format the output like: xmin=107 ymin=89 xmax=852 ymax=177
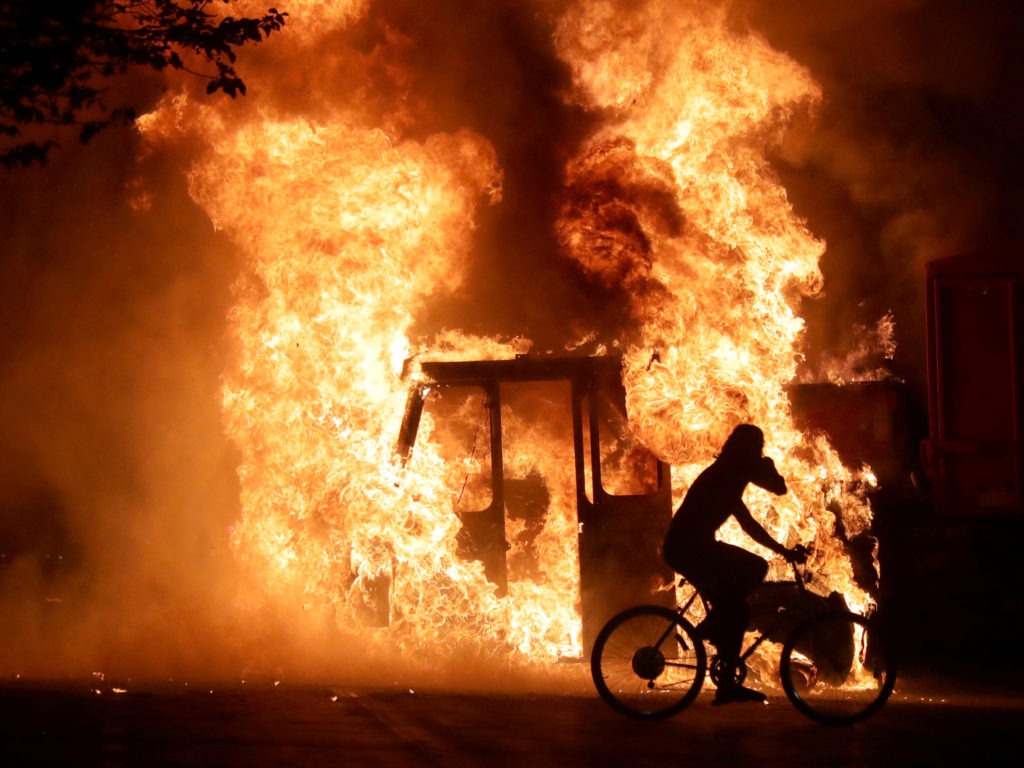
xmin=139 ymin=0 xmax=881 ymax=673
xmin=553 ymin=2 xmax=874 ymax=608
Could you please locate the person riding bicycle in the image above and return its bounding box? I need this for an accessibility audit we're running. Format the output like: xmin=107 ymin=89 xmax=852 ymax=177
xmin=662 ymin=424 xmax=807 ymax=705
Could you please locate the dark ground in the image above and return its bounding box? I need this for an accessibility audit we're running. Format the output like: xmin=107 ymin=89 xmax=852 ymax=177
xmin=2 ymin=671 xmax=1021 ymax=767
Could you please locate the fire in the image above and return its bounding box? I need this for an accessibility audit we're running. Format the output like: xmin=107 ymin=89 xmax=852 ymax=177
xmin=804 ymin=312 xmax=898 ymax=384
xmin=553 ymin=0 xmax=873 ymax=598
xmin=138 ymin=0 xmax=881 ymax=675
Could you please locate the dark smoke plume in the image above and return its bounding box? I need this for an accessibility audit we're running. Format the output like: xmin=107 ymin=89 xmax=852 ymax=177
xmin=730 ymin=0 xmax=1023 ymax=398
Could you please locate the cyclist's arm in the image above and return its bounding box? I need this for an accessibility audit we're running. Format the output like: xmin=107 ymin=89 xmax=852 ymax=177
xmin=733 ymin=502 xmax=789 ymax=558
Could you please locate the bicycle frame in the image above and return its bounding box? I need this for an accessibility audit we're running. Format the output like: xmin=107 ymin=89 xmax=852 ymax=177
xmin=674 ymin=562 xmax=832 ymax=667
xmin=590 ymin=559 xmax=896 ymax=724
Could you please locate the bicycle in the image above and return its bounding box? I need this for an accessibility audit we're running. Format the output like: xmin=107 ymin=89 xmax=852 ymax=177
xmin=590 ymin=553 xmax=897 ymax=725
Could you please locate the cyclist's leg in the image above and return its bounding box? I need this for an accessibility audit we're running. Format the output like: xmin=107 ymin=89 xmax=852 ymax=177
xmin=699 ymin=545 xmax=769 ymax=704
xmin=693 ymin=543 xmax=764 ymax=656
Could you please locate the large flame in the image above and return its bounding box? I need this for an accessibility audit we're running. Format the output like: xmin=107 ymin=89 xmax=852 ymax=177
xmin=553 ymin=0 xmax=874 ymax=587
xmin=139 ymin=0 xmax=880 ymax=675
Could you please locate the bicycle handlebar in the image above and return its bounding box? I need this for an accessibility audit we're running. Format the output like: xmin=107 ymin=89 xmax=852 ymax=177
xmin=786 ymin=543 xmax=810 ymax=564
xmin=784 ymin=544 xmax=812 ymax=588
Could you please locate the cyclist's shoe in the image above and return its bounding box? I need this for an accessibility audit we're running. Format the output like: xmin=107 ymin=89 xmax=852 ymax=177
xmin=712 ymin=684 xmax=767 ymax=706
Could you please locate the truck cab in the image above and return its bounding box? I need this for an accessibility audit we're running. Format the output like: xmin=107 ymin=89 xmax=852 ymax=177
xmin=396 ymin=354 xmax=675 ymax=654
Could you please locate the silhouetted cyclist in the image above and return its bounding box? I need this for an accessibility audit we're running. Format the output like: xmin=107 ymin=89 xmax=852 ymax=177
xmin=662 ymin=424 xmax=807 ymax=705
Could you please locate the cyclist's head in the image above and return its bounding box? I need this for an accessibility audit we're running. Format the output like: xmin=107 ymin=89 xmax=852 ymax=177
xmin=719 ymin=424 xmax=764 ymax=468
xmin=720 ymin=423 xmax=787 ymax=494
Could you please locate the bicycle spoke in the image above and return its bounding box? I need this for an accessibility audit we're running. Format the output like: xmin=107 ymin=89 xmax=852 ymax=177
xmin=591 ymin=606 xmax=707 ymax=719
xmin=781 ymin=611 xmax=896 ymax=725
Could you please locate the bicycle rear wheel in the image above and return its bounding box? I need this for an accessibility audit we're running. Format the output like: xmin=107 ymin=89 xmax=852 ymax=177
xmin=780 ymin=611 xmax=896 ymax=725
xmin=590 ymin=605 xmax=706 ymax=720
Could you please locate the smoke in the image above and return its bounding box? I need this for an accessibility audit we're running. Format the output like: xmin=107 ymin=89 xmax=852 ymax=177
xmin=1 ymin=0 xmax=1020 ymax=682
xmin=730 ymin=0 xmax=1023 ymax=397
xmin=361 ymin=0 xmax=602 ymax=349
xmin=0 ymin=125 xmax=252 ymax=677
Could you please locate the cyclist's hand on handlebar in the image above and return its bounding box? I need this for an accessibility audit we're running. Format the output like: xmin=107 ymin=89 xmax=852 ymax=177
xmin=785 ymin=544 xmax=809 ymax=564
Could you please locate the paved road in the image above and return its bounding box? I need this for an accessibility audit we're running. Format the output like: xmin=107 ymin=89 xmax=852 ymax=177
xmin=1 ymin=676 xmax=1020 ymax=766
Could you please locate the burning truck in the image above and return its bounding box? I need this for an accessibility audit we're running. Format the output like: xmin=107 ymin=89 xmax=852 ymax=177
xmin=395 ymin=353 xmax=675 ymax=654
xmin=394 ymin=352 xmax=878 ymax=671
xmin=135 ymin=0 xmax=886 ymax=669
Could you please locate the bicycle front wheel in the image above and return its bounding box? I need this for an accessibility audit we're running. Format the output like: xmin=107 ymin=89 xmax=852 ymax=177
xmin=780 ymin=611 xmax=896 ymax=725
xmin=590 ymin=605 xmax=707 ymax=720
